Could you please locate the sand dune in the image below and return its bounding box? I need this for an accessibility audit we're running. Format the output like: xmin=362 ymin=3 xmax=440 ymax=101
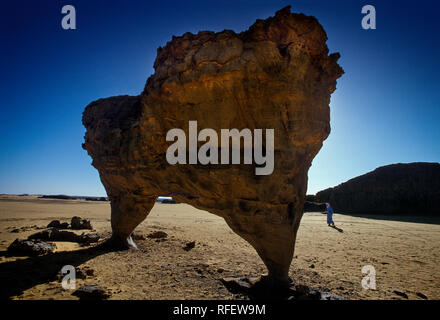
xmin=0 ymin=195 xmax=438 ymax=300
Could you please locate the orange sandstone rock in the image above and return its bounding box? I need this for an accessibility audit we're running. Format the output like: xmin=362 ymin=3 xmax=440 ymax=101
xmin=82 ymin=6 xmax=343 ymax=284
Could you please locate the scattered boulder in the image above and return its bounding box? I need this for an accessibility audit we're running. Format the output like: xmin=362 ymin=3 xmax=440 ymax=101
xmin=47 ymin=220 xmax=70 ymax=229
xmin=183 ymin=241 xmax=196 ymax=251
xmin=416 ymin=292 xmax=428 ymax=300
xmin=393 ymin=290 xmax=408 ymax=299
xmin=80 ymin=233 xmax=100 ymax=245
xmin=28 ymin=229 xmax=100 ymax=245
xmin=75 ymin=268 xmax=88 ymax=280
xmin=56 ymin=266 xmax=96 ymax=281
xmin=71 ymin=216 xmax=93 ymax=230
xmin=47 ymin=220 xmax=61 ymax=228
xmin=7 ymin=239 xmax=56 ymax=256
xmin=76 ymin=266 xmax=96 ymax=279
xmin=147 ymin=231 xmax=168 ymax=239
xmin=29 ymin=229 xmax=78 ymax=242
xmin=72 ymin=284 xmax=111 ymax=300
xmin=59 ymin=222 xmax=69 ymax=229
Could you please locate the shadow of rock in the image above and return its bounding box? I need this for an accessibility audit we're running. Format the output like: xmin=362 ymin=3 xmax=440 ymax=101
xmin=0 ymin=241 xmax=114 ymax=299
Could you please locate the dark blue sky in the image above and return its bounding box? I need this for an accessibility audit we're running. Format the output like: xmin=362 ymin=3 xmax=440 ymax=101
xmin=1 ymin=0 xmax=439 ymax=196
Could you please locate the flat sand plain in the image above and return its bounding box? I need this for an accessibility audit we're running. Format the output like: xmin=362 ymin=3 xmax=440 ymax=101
xmin=0 ymin=195 xmax=439 ymax=300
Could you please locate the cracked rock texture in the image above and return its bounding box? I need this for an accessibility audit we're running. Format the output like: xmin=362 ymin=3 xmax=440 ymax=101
xmin=82 ymin=6 xmax=343 ymax=282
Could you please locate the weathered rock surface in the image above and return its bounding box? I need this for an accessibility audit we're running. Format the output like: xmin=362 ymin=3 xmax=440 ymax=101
xmin=315 ymin=162 xmax=440 ymax=215
xmin=82 ymin=6 xmax=343 ymax=284
xmin=71 ymin=216 xmax=93 ymax=230
xmin=7 ymin=239 xmax=56 ymax=256
xmin=28 ymin=229 xmax=100 ymax=245
xmin=47 ymin=220 xmax=69 ymax=229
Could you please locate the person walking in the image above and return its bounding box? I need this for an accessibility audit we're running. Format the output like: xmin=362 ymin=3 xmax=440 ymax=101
xmin=325 ymin=203 xmax=335 ymax=227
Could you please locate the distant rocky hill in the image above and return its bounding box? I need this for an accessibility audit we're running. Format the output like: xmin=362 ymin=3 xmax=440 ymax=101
xmin=39 ymin=195 xmax=108 ymax=201
xmin=314 ymin=162 xmax=440 ymax=215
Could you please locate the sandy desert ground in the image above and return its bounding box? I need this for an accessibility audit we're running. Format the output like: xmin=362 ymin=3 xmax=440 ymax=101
xmin=0 ymin=195 xmax=439 ymax=300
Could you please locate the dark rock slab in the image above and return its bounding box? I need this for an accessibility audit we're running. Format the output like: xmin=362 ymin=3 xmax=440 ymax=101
xmin=28 ymin=229 xmax=100 ymax=244
xmin=7 ymin=239 xmax=56 ymax=256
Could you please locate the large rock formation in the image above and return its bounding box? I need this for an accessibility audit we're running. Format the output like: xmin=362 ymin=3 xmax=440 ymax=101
xmin=315 ymin=162 xmax=440 ymax=215
xmin=82 ymin=6 xmax=343 ymax=285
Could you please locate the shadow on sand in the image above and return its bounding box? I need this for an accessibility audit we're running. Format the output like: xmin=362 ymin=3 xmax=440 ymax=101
xmin=329 ymin=225 xmax=343 ymax=233
xmin=340 ymin=213 xmax=440 ymax=225
xmin=0 ymin=242 xmax=114 ymax=299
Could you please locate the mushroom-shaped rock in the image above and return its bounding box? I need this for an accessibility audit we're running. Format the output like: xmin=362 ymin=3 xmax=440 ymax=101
xmin=82 ymin=6 xmax=343 ymax=286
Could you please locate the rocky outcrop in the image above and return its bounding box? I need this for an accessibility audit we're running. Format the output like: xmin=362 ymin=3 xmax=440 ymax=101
xmin=82 ymin=6 xmax=343 ymax=285
xmin=7 ymin=239 xmax=56 ymax=256
xmin=315 ymin=162 xmax=440 ymax=215
xmin=303 ymin=201 xmax=326 ymax=212
xmin=71 ymin=216 xmax=93 ymax=230
xmin=28 ymin=229 xmax=100 ymax=245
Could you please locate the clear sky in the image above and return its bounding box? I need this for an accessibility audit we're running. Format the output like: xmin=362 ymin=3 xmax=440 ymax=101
xmin=1 ymin=0 xmax=439 ymax=196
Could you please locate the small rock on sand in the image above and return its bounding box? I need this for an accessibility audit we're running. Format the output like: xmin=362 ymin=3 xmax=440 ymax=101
xmin=72 ymin=284 xmax=111 ymax=300
xmin=393 ymin=290 xmax=408 ymax=299
xmin=47 ymin=220 xmax=61 ymax=228
xmin=183 ymin=241 xmax=196 ymax=251
xmin=416 ymin=292 xmax=428 ymax=299
xmin=132 ymin=232 xmax=146 ymax=240
xmin=147 ymin=231 xmax=168 ymax=239
xmin=76 ymin=266 xmax=96 ymax=279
